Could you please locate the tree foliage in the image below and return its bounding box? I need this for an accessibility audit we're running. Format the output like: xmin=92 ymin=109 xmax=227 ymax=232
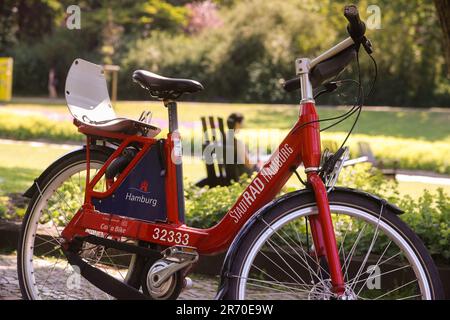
xmin=2 ymin=0 xmax=449 ymax=107
xmin=434 ymin=0 xmax=450 ymax=76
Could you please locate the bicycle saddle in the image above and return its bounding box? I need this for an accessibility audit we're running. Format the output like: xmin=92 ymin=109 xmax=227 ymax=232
xmin=132 ymin=70 xmax=204 ymax=99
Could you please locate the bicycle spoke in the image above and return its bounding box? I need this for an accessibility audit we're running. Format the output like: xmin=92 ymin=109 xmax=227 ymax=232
xmin=239 ymin=277 xmax=315 ymax=298
xmin=349 ymin=229 xmax=380 ymax=290
xmin=397 ymin=294 xmax=422 ymax=300
xmin=245 ymin=277 xmax=317 ymax=294
xmin=261 ymin=218 xmax=325 ymax=283
xmin=49 ymin=261 xmax=70 ymax=296
xmin=84 ymin=257 xmax=130 ymax=270
xmin=37 ymin=253 xmax=63 ymax=292
xmin=353 ymin=241 xmax=393 ymax=296
xmin=248 ymin=264 xmax=302 ymax=296
xmin=342 ymin=224 xmax=367 ymax=280
xmin=353 ymin=263 xmax=412 ymax=290
xmin=259 ymin=242 xmax=307 ymax=286
xmin=277 ymin=222 xmax=330 ymax=278
xmin=266 ymin=238 xmax=317 ymax=286
xmin=373 ymin=279 xmax=418 ymax=300
xmin=34 ymin=235 xmax=63 ymax=249
xmin=70 ymin=175 xmax=83 ymax=205
xmin=36 ymin=244 xmax=63 ymax=258
xmin=294 ymin=225 xmax=316 ymax=284
xmin=349 ymin=208 xmax=383 ymax=290
xmin=335 ymin=214 xmax=351 ymax=283
xmin=40 ymin=208 xmax=64 ymax=238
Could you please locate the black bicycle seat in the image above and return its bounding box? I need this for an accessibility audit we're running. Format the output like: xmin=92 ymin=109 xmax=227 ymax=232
xmin=132 ymin=70 xmax=204 ymax=99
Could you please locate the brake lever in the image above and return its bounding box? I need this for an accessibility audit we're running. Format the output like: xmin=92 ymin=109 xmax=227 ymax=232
xmin=314 ymin=81 xmax=343 ymax=99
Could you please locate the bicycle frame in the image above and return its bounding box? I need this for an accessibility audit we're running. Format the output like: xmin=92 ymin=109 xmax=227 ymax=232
xmin=62 ymin=38 xmax=359 ymax=296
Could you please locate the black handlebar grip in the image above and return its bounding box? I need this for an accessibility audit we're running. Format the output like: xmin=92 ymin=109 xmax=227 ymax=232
xmin=283 ymin=77 xmax=301 ymax=92
xmin=344 ymin=5 xmax=366 ymax=40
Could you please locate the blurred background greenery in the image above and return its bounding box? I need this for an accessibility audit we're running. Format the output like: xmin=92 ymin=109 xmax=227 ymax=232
xmin=1 ymin=0 xmax=449 ymax=107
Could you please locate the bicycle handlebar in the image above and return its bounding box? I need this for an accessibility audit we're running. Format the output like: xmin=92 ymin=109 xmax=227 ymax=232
xmin=283 ymin=77 xmax=302 ymax=93
xmin=283 ymin=5 xmax=369 ymax=93
xmin=343 ymin=5 xmax=366 ymax=41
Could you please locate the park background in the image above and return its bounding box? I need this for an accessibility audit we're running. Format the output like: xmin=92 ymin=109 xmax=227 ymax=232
xmin=0 ymin=0 xmax=449 ymax=298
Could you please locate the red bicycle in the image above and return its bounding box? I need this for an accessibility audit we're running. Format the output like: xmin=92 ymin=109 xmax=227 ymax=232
xmin=17 ymin=5 xmax=443 ymax=300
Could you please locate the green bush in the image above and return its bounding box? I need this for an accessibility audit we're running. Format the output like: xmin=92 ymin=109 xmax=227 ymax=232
xmin=322 ymin=132 xmax=450 ymax=175
xmin=0 ymin=197 xmax=7 ymax=218
xmin=400 ymin=190 xmax=450 ymax=261
xmin=185 ymin=175 xmax=254 ymax=228
xmin=2 ymin=161 xmax=448 ymax=261
xmin=0 ymin=196 xmax=26 ymax=221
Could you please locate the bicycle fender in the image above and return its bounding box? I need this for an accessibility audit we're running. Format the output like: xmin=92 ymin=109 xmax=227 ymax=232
xmin=215 ymin=187 xmax=403 ymax=300
xmin=23 ymin=144 xmax=115 ymax=198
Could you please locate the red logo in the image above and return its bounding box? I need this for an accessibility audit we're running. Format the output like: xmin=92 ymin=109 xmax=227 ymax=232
xmin=139 ymin=180 xmax=149 ymax=192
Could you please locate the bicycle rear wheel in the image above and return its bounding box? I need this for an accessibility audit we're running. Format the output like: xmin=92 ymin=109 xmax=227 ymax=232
xmin=17 ymin=150 xmax=143 ymax=299
xmin=226 ymin=190 xmax=444 ymax=300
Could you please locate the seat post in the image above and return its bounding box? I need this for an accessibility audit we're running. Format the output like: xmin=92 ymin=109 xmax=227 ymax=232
xmin=164 ymin=100 xmax=179 ymax=133
xmin=163 ymin=99 xmax=185 ymax=222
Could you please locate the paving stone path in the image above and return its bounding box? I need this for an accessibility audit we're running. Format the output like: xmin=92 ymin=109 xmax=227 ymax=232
xmin=0 ymin=254 xmax=219 ymax=300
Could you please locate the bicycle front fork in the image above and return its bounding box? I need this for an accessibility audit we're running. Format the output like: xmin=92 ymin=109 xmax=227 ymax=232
xmin=308 ymin=173 xmax=345 ymax=295
xmin=299 ymin=100 xmax=345 ymax=295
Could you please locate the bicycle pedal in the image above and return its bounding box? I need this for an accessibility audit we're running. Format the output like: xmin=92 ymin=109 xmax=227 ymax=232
xmin=163 ymin=245 xmax=199 ymax=264
xmin=183 ymin=277 xmax=193 ymax=290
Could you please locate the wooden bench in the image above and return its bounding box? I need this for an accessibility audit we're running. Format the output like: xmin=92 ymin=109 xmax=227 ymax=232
xmin=195 ymin=116 xmax=241 ymax=187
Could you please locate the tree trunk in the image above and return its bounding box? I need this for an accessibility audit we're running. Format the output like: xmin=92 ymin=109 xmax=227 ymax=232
xmin=434 ymin=0 xmax=450 ymax=76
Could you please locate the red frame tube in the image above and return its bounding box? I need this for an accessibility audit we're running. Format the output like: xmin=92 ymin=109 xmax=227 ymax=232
xmin=62 ymin=100 xmax=345 ymax=295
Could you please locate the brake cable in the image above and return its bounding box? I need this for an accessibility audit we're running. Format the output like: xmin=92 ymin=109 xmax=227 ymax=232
xmin=290 ymin=44 xmax=378 ymax=180
xmin=324 ymin=51 xmax=364 ymax=144
xmin=326 ymin=49 xmax=378 ymax=148
xmin=318 ymin=49 xmax=378 ymax=181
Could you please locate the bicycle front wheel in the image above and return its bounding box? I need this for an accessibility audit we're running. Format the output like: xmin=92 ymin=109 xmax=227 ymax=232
xmin=226 ymin=190 xmax=444 ymax=300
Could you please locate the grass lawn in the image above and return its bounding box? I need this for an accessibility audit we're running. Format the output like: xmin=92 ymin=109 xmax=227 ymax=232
xmin=0 ymin=141 xmax=448 ymax=200
xmin=3 ymin=99 xmax=450 ymax=141
xmin=0 ymin=142 xmax=71 ymax=194
xmin=0 ymin=167 xmax=40 ymax=195
xmin=395 ymin=180 xmax=450 ymax=199
xmin=1 ymin=101 xmax=449 ymax=174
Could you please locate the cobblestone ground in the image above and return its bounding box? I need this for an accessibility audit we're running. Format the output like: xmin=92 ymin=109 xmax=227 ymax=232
xmin=0 ymin=254 xmax=219 ymax=300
